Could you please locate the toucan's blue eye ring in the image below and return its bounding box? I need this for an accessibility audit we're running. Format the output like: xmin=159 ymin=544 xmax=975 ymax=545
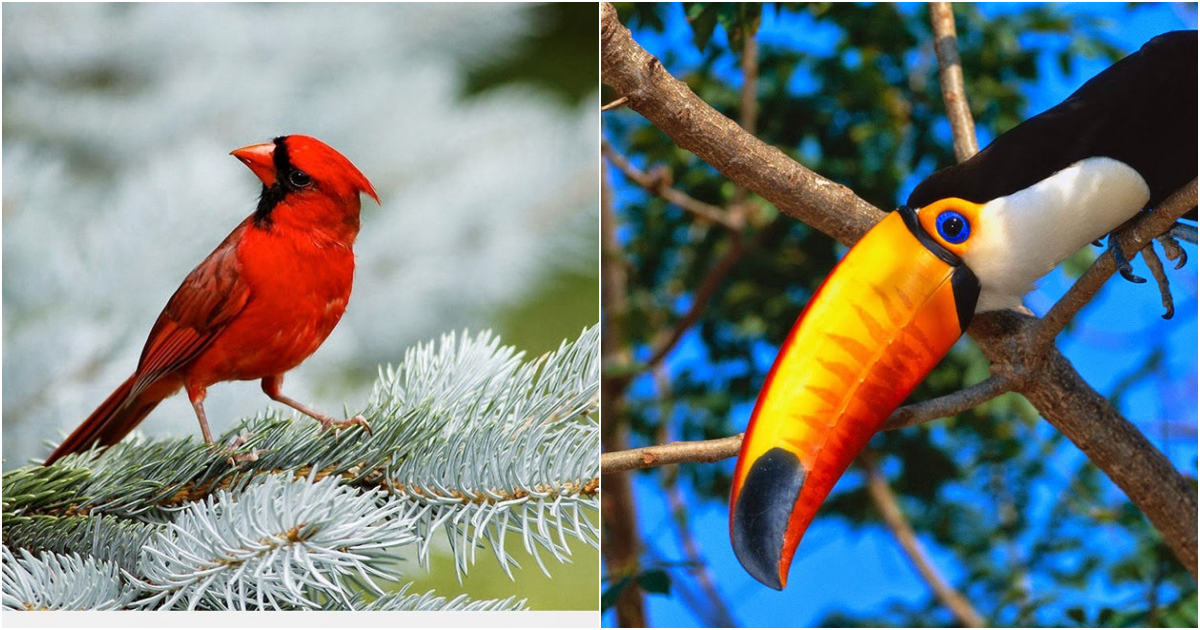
xmin=936 ymin=211 xmax=970 ymax=244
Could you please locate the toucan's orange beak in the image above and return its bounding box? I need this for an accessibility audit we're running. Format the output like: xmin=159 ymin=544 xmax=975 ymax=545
xmin=231 ymin=142 xmax=277 ymax=187
xmin=729 ymin=208 xmax=979 ymax=589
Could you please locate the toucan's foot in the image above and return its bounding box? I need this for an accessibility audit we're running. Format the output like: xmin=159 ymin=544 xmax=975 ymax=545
xmin=1166 ymin=221 xmax=1197 ymax=246
xmin=1107 ymin=234 xmax=1146 ymax=284
xmin=1156 ymin=230 xmax=1189 ymax=270
xmin=1140 ymin=245 xmax=1175 ymax=320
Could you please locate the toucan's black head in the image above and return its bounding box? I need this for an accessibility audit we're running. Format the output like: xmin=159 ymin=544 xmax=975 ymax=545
xmin=909 ymin=30 xmax=1196 ymax=215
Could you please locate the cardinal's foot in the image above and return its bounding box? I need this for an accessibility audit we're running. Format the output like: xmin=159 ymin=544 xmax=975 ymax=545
xmin=217 ymin=433 xmax=267 ymax=465
xmin=317 ymin=414 xmax=372 ymax=437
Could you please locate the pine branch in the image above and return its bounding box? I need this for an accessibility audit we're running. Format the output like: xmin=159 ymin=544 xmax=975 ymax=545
xmin=3 ymin=325 xmax=599 ymax=610
xmin=3 ymin=547 xmax=135 ymax=611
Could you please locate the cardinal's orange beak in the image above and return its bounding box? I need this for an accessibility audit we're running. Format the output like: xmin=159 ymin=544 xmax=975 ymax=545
xmin=729 ymin=207 xmax=979 ymax=589
xmin=231 ymin=142 xmax=277 ymax=187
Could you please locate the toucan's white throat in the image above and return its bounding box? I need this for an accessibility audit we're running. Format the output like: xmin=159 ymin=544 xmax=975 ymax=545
xmin=962 ymin=156 xmax=1150 ymax=312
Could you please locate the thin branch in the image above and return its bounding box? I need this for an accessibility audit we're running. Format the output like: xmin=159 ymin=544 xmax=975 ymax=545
xmin=654 ymin=366 xmax=739 ymax=628
xmin=600 ymin=157 xmax=647 ymax=628
xmin=601 ymin=435 xmax=742 ymax=475
xmin=602 ymin=96 xmax=629 ymax=112
xmin=880 ymin=373 xmax=1014 ymax=431
xmin=734 ymin=21 xmax=759 ymax=210
xmin=602 ymin=371 xmax=1013 ymax=474
xmin=862 ymin=449 xmax=986 ymax=627
xmin=643 ymin=227 xmax=771 ymax=371
xmin=602 ymin=138 xmax=740 ymax=230
xmin=929 ymin=2 xmax=979 ymax=161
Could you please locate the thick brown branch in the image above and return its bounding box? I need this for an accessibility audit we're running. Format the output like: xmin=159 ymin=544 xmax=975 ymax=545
xmin=602 ymin=138 xmax=740 ymax=230
xmin=969 ymin=309 xmax=1198 ymax=579
xmin=602 ymin=2 xmax=882 ymax=247
xmin=862 ymin=449 xmax=986 ymax=627
xmin=929 ymin=2 xmax=979 ymax=161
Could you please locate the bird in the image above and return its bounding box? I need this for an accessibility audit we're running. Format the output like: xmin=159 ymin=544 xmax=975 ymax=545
xmin=729 ymin=30 xmax=1197 ymax=590
xmin=43 ymin=135 xmax=380 ymax=466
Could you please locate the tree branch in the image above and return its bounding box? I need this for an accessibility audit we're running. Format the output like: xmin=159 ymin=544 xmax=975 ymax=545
xmin=600 ymin=158 xmax=647 ymax=627
xmin=653 ymin=366 xmax=739 ymax=628
xmin=880 ymin=373 xmax=1014 ymax=431
xmin=602 ymin=96 xmax=629 ymax=112
xmin=929 ymin=3 xmax=979 ymax=161
xmin=862 ymin=449 xmax=986 ymax=627
xmin=601 ymin=434 xmax=742 ymax=475
xmin=602 ymin=138 xmax=740 ymax=230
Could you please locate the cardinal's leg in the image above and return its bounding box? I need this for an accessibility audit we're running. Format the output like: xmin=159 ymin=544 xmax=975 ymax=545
xmin=184 ymin=382 xmax=215 ymax=444
xmin=261 ymin=374 xmax=371 ymax=435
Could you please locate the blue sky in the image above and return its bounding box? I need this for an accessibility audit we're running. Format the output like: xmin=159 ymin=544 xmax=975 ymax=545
xmin=605 ymin=3 xmax=1196 ymax=627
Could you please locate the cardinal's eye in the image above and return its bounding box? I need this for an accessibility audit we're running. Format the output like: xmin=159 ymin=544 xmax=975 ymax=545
xmin=289 ymin=170 xmax=312 ymax=188
xmin=936 ymin=210 xmax=970 ymax=244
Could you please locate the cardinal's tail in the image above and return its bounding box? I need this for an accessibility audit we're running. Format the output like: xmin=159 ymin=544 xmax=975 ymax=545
xmin=43 ymin=375 xmax=172 ymax=465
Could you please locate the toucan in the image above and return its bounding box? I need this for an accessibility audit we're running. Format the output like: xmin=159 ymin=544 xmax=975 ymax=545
xmin=729 ymin=30 xmax=1197 ymax=590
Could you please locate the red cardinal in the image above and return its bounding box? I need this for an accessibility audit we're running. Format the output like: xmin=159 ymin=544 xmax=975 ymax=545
xmin=44 ymin=135 xmax=380 ymax=466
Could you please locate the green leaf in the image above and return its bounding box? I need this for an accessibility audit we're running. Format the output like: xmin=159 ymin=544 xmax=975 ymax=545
xmin=636 ymin=568 xmax=672 ymax=595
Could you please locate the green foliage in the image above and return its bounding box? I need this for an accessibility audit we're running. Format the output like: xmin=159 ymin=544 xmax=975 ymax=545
xmin=601 ymin=566 xmax=673 ymax=612
xmin=462 ymin=3 xmax=598 ymax=105
xmin=3 ymin=326 xmax=599 ymax=611
xmin=605 ymin=2 xmax=1194 ymax=626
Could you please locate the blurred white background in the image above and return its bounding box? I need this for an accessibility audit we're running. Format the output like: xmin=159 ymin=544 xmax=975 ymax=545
xmin=2 ymin=3 xmax=599 ymax=468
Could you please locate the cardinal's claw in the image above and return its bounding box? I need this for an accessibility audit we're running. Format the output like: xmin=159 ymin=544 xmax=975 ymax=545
xmin=225 ymin=449 xmax=267 ymax=466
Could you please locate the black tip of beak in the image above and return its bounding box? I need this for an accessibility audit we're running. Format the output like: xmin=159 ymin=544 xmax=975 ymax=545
xmin=731 ymin=447 xmax=807 ymax=590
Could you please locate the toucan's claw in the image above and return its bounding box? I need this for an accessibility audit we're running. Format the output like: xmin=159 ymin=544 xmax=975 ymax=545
xmin=1108 ymin=234 xmax=1147 ymax=284
xmin=1157 ymin=231 xmax=1188 ymax=270
xmin=731 ymin=448 xmax=806 ymax=590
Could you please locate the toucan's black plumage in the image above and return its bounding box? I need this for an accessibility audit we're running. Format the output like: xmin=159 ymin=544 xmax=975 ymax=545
xmin=909 ymin=30 xmax=1197 ymax=216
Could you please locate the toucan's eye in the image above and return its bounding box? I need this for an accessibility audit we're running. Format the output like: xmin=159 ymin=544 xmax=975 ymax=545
xmin=936 ymin=210 xmax=970 ymax=244
xmin=289 ymin=170 xmax=312 ymax=188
